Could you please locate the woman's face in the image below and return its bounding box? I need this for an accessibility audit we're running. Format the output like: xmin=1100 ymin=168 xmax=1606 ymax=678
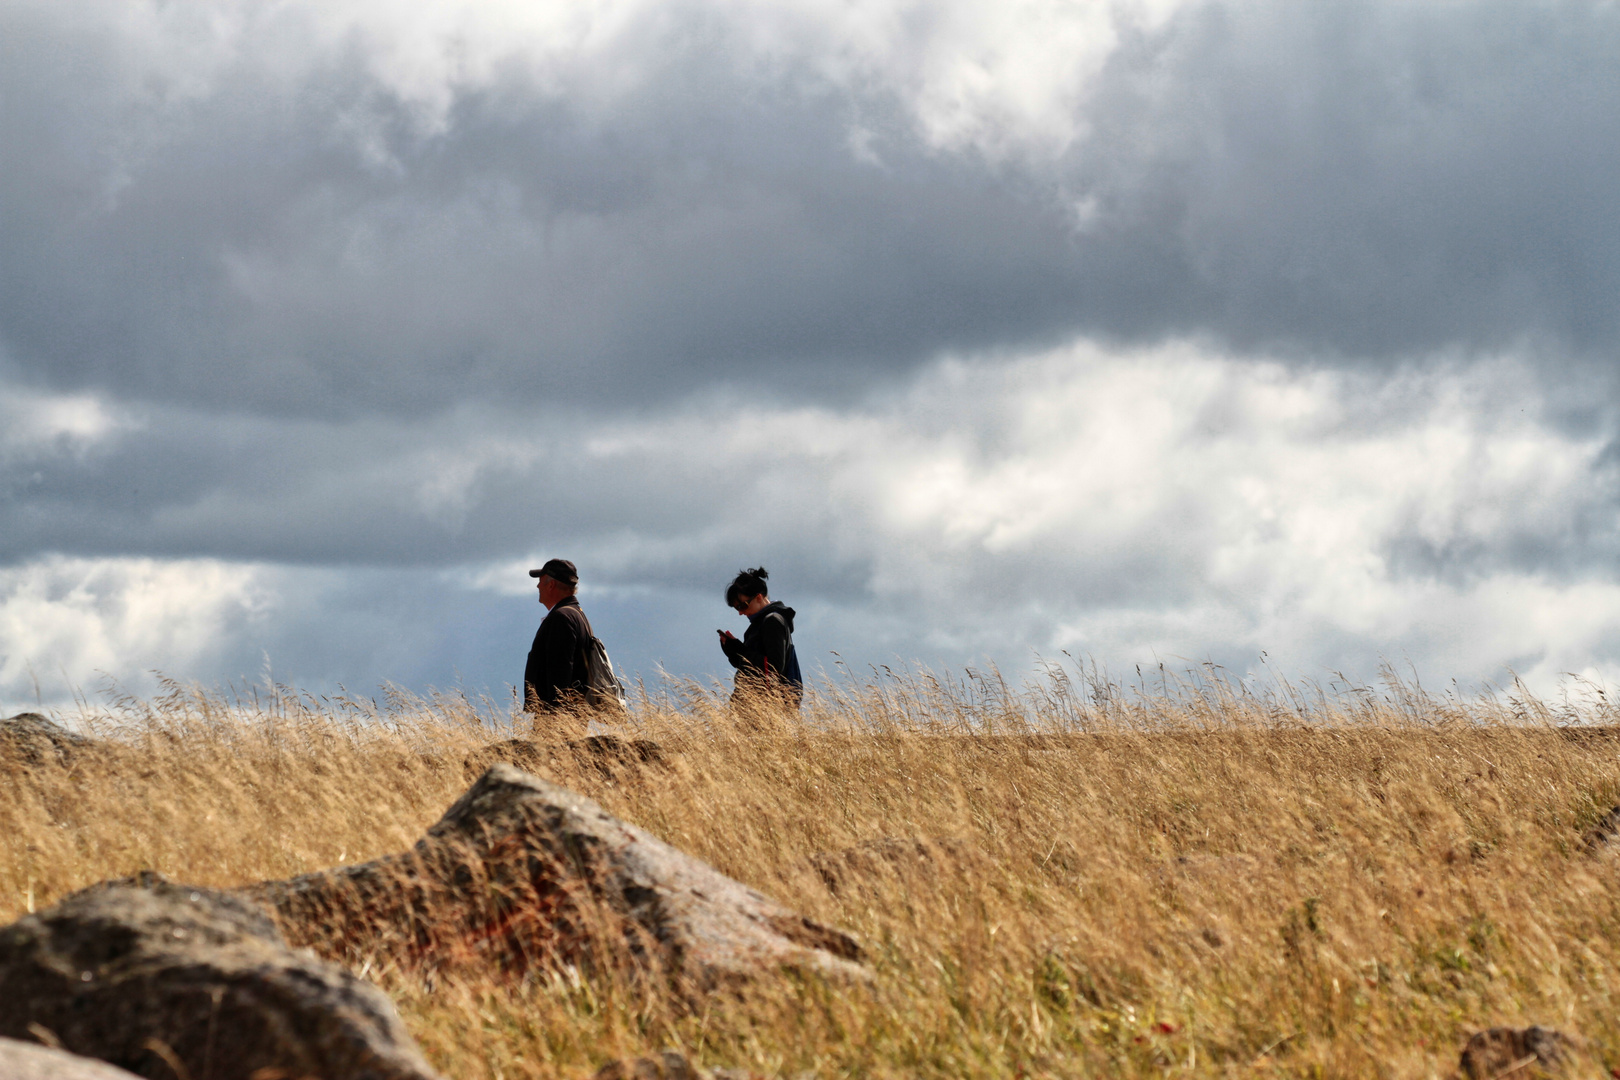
xmin=734 ymin=593 xmax=769 ymax=618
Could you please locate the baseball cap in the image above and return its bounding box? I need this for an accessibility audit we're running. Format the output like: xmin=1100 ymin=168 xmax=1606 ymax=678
xmin=528 ymin=558 xmax=579 ymax=585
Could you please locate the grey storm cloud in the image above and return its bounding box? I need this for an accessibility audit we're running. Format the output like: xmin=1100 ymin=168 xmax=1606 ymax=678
xmin=1075 ymin=0 xmax=1620 ymax=359
xmin=4 ymin=343 xmax=1620 ymax=704
xmin=3 ymin=0 xmax=1620 ymax=422
xmin=6 ymin=348 xmax=1615 ymax=593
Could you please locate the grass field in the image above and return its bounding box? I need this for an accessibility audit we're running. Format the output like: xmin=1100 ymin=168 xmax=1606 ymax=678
xmin=5 ymin=666 xmax=1620 ymax=1078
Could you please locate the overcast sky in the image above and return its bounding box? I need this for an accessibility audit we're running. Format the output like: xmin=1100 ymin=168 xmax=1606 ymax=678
xmin=4 ymin=0 xmax=1619 ymax=712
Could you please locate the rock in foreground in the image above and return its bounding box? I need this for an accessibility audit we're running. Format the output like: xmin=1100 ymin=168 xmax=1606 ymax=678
xmin=0 ymin=877 xmax=443 ymax=1080
xmin=0 ymin=1038 xmax=145 ymax=1080
xmin=246 ymin=763 xmax=864 ymax=989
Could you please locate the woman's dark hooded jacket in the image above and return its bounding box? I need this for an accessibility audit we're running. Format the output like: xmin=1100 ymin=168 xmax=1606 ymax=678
xmin=721 ymin=600 xmax=801 ymax=704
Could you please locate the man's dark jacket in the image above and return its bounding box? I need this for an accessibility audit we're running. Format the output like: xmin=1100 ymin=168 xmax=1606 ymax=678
xmin=721 ymin=601 xmax=800 ymax=702
xmin=524 ymin=595 xmax=591 ymax=710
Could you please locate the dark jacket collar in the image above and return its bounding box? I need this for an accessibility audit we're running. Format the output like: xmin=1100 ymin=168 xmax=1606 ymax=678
xmin=749 ymin=599 xmax=794 ymax=628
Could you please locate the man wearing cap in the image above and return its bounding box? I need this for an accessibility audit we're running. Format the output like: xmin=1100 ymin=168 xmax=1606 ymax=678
xmin=523 ymin=558 xmax=591 ymax=715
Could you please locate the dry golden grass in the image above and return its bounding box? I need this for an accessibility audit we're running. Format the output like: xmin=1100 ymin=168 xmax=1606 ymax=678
xmin=6 ymin=666 xmax=1620 ymax=1078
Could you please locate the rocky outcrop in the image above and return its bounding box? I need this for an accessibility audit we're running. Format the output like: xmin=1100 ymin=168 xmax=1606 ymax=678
xmin=0 ymin=875 xmax=443 ymax=1080
xmin=0 ymin=1038 xmax=145 ymax=1080
xmin=0 ymin=713 xmax=95 ymax=768
xmin=1456 ymin=1026 xmax=1578 ymax=1079
xmin=244 ymin=764 xmax=863 ymax=990
xmin=462 ymin=737 xmax=552 ymax=776
xmin=462 ymin=736 xmax=668 ymax=780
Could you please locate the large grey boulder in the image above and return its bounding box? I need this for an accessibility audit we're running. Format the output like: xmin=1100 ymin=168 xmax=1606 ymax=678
xmin=0 ymin=876 xmax=443 ymax=1080
xmin=0 ymin=1039 xmax=145 ymax=1080
xmin=245 ymin=764 xmax=864 ymax=990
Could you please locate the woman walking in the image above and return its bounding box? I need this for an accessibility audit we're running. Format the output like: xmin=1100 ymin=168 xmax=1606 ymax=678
xmin=717 ymin=567 xmax=803 ymax=708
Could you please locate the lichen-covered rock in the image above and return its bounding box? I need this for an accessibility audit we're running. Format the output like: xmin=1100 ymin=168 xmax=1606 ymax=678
xmin=245 ymin=764 xmax=863 ymax=990
xmin=0 ymin=1038 xmax=145 ymax=1080
xmin=0 ymin=876 xmax=443 ymax=1080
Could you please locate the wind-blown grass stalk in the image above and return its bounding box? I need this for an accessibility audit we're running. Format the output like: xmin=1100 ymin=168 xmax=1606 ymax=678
xmin=5 ymin=663 xmax=1620 ymax=1077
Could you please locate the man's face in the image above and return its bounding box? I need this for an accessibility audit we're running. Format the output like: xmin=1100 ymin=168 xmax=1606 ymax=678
xmin=537 ymin=574 xmax=569 ymax=610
